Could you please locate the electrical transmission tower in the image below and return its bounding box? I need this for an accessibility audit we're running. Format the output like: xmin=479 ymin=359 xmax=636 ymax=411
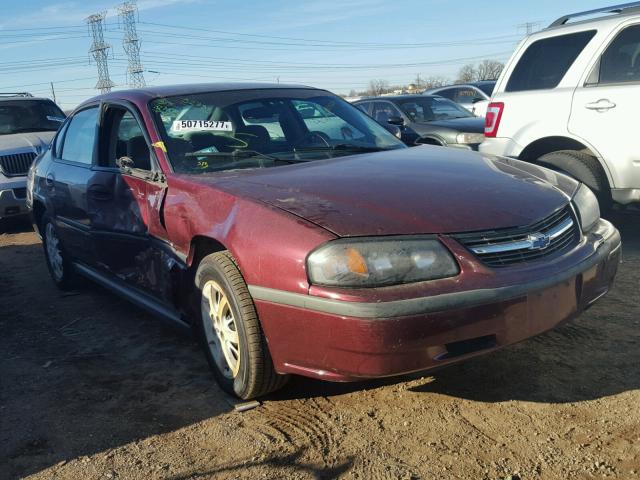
xmin=87 ymin=12 xmax=115 ymax=93
xmin=517 ymin=22 xmax=541 ymax=36
xmin=118 ymin=1 xmax=146 ymax=88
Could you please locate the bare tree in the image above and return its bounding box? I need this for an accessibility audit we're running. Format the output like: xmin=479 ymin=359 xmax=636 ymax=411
xmin=422 ymin=76 xmax=450 ymax=89
xmin=348 ymin=89 xmax=358 ymax=97
xmin=475 ymin=60 xmax=504 ymax=81
xmin=457 ymin=64 xmax=476 ymax=83
xmin=368 ymin=79 xmax=390 ymax=96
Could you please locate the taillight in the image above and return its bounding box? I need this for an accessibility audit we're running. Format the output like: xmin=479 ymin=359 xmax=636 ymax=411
xmin=484 ymin=102 xmax=504 ymax=138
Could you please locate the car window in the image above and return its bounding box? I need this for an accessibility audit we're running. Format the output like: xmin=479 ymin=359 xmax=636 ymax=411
xmin=371 ymin=102 xmax=403 ymax=123
xmin=0 ymin=100 xmax=65 ymax=136
xmin=239 ymin=101 xmax=286 ymax=140
xmin=293 ymin=99 xmax=367 ymax=142
xmin=454 ymin=88 xmax=484 ymax=103
xmin=506 ymin=30 xmax=597 ymax=92
xmin=109 ymin=110 xmax=151 ymax=170
xmin=434 ymin=88 xmax=456 ymax=100
xmin=399 ymin=97 xmax=472 ymax=122
xmin=599 ymin=24 xmax=640 ymax=84
xmin=150 ymin=89 xmax=405 ymax=174
xmin=355 ymin=102 xmax=370 ymax=114
xmin=475 ymin=82 xmax=496 ymax=96
xmin=61 ymin=107 xmax=98 ymax=165
xmin=53 ymin=120 xmax=70 ymax=158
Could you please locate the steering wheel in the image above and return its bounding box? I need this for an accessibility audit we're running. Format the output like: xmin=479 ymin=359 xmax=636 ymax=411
xmin=294 ymin=131 xmax=331 ymax=148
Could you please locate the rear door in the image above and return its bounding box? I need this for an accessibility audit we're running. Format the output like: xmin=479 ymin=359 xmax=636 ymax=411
xmin=47 ymin=106 xmax=99 ymax=264
xmin=569 ymin=23 xmax=640 ymax=190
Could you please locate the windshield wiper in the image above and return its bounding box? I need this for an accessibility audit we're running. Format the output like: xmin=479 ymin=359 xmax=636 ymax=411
xmin=185 ymin=149 xmax=307 ymax=164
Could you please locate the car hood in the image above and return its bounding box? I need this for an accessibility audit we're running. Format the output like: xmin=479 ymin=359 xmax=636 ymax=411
xmin=413 ymin=117 xmax=485 ymax=133
xmin=193 ymin=146 xmax=574 ymax=237
xmin=0 ymin=131 xmax=55 ymax=154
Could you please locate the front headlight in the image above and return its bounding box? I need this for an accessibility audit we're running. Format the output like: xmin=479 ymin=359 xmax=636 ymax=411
xmin=456 ymin=132 xmax=485 ymax=144
xmin=572 ymin=183 xmax=600 ymax=232
xmin=307 ymin=237 xmax=459 ymax=287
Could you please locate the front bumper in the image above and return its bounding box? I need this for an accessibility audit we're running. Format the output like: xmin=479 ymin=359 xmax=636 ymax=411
xmin=0 ymin=177 xmax=28 ymax=219
xmin=253 ymin=220 xmax=621 ymax=381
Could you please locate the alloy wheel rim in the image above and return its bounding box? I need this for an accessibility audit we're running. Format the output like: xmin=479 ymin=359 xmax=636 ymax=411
xmin=45 ymin=223 xmax=64 ymax=281
xmin=201 ymin=280 xmax=240 ymax=379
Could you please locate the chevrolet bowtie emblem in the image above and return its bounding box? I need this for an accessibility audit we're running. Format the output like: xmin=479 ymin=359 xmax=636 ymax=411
xmin=528 ymin=232 xmax=551 ymax=250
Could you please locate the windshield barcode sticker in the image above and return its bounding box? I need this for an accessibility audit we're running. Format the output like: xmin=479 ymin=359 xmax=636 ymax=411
xmin=172 ymin=120 xmax=233 ymax=132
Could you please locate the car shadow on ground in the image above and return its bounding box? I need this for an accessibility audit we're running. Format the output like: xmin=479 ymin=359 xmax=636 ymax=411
xmin=165 ymin=448 xmax=354 ymax=480
xmin=0 ymin=239 xmax=230 ymax=479
xmin=0 ymin=215 xmax=33 ymax=234
xmin=274 ymin=210 xmax=640 ymax=404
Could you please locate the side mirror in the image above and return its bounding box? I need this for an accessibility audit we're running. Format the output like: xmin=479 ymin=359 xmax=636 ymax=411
xmin=387 ymin=116 xmax=405 ymax=126
xmin=383 ymin=124 xmax=402 ymax=139
xmin=116 ymin=156 xmax=134 ymax=171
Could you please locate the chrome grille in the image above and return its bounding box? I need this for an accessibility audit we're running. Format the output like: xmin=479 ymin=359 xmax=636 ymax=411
xmin=0 ymin=151 xmax=37 ymax=176
xmin=455 ymin=207 xmax=580 ymax=267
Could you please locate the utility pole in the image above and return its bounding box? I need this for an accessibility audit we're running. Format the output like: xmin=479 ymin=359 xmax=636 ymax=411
xmin=118 ymin=1 xmax=146 ymax=88
xmin=87 ymin=12 xmax=115 ymax=93
xmin=50 ymin=82 xmax=56 ymax=103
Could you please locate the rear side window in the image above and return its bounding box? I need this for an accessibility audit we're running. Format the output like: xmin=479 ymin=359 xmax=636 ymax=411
xmin=599 ymin=24 xmax=640 ymax=84
xmin=61 ymin=107 xmax=98 ymax=164
xmin=506 ymin=30 xmax=597 ymax=92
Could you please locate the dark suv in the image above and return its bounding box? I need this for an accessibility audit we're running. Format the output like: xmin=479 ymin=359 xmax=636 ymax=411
xmin=0 ymin=93 xmax=65 ymax=222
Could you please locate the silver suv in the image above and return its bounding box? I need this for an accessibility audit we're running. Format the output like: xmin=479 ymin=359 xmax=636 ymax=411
xmin=0 ymin=93 xmax=65 ymax=222
xmin=480 ymin=2 xmax=640 ymax=210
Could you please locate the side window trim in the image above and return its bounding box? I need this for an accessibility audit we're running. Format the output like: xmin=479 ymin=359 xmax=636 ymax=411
xmin=100 ymin=100 xmax=160 ymax=176
xmin=52 ymin=118 xmax=71 ymax=159
xmin=55 ymin=104 xmax=100 ymax=168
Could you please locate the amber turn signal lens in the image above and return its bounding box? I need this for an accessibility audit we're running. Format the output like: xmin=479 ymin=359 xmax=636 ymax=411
xmin=346 ymin=247 xmax=368 ymax=275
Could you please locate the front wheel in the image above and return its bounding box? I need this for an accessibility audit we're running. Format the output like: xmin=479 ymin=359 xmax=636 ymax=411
xmin=195 ymin=251 xmax=288 ymax=399
xmin=537 ymin=150 xmax=612 ymax=213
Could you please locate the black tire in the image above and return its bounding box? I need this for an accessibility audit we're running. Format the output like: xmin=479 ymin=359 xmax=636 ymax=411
xmin=195 ymin=251 xmax=288 ymax=399
xmin=40 ymin=214 xmax=78 ymax=291
xmin=537 ymin=150 xmax=612 ymax=213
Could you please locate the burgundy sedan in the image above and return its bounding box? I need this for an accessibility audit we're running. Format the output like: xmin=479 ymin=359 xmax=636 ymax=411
xmin=27 ymin=84 xmax=621 ymax=399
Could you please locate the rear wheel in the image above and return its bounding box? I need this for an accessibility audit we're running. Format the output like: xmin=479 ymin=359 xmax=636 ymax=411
xmin=537 ymin=150 xmax=612 ymax=213
xmin=41 ymin=215 xmax=78 ymax=290
xmin=195 ymin=251 xmax=288 ymax=399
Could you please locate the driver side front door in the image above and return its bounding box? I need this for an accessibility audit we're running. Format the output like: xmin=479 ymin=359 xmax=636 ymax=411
xmin=89 ymin=102 xmax=175 ymax=303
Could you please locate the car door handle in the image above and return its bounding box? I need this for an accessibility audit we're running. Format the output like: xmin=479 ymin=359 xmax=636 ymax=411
xmin=45 ymin=173 xmax=54 ymax=187
xmin=585 ymin=99 xmax=616 ymax=112
xmin=87 ymin=185 xmax=113 ymax=201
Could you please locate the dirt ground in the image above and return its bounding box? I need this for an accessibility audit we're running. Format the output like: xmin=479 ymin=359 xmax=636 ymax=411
xmin=1 ymin=212 xmax=639 ymax=480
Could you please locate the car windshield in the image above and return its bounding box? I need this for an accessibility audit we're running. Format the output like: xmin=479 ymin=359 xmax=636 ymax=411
xmin=398 ymin=97 xmax=472 ymax=123
xmin=0 ymin=100 xmax=65 ymax=135
xmin=149 ymin=88 xmax=406 ymax=174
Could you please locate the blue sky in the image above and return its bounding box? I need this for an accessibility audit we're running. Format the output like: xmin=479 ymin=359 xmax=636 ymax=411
xmin=0 ymin=0 xmax=607 ymax=109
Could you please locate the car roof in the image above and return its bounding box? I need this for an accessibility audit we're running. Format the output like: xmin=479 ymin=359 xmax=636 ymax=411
xmin=0 ymin=96 xmax=55 ymax=103
xmin=78 ymin=82 xmax=321 ymax=108
xmin=355 ymin=94 xmax=438 ymax=102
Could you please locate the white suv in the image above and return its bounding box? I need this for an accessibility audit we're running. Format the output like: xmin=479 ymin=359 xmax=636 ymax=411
xmin=480 ymin=2 xmax=640 ymax=209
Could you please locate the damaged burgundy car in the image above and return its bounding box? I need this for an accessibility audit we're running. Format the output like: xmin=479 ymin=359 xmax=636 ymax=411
xmin=27 ymin=84 xmax=621 ymax=399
